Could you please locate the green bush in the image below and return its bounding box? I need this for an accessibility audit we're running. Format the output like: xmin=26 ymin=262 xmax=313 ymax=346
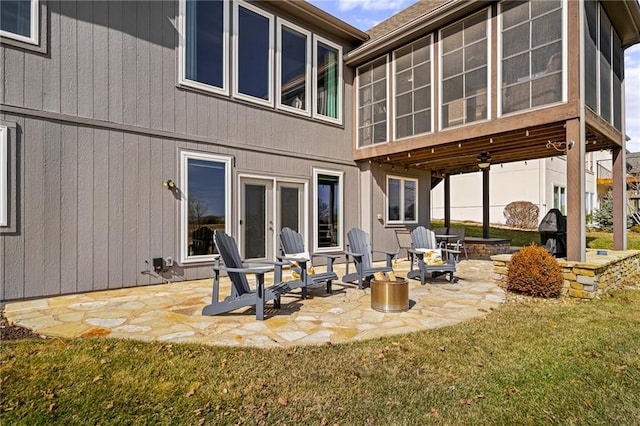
xmin=507 ymin=244 xmax=563 ymax=298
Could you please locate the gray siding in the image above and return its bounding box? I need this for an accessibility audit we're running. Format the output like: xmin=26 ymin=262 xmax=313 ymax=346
xmin=0 ymin=0 xmax=363 ymax=300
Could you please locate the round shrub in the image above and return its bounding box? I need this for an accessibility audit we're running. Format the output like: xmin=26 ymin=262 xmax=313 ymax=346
xmin=506 ymin=244 xmax=563 ymax=297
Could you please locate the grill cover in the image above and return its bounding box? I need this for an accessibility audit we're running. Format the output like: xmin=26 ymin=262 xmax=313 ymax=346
xmin=538 ymin=208 xmax=566 ymax=233
xmin=538 ymin=208 xmax=567 ymax=257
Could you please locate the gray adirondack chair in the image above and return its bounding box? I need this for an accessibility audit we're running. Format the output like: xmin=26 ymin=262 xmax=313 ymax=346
xmin=202 ymin=231 xmax=296 ymax=320
xmin=447 ymin=227 xmax=468 ymax=260
xmin=278 ymin=227 xmax=340 ymax=297
xmin=342 ymin=227 xmax=397 ymax=290
xmin=407 ymin=226 xmax=458 ymax=284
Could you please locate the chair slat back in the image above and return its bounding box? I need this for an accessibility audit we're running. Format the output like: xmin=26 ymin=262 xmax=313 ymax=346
xmin=432 ymin=227 xmax=448 ymax=237
xmin=347 ymin=227 xmax=373 ymax=270
xmin=449 ymin=227 xmax=465 ymax=241
xmin=280 ymin=227 xmax=305 ymax=255
xmin=214 ymin=231 xmax=252 ymax=295
xmin=411 ymin=226 xmax=439 ymax=250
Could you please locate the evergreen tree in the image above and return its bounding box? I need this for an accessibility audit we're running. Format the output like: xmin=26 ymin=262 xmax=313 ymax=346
xmin=592 ymin=192 xmax=632 ymax=231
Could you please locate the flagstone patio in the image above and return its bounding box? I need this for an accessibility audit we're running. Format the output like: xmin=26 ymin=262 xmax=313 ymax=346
xmin=3 ymin=259 xmax=505 ymax=348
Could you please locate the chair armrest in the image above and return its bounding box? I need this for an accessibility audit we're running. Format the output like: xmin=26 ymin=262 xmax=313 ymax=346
xmin=372 ymin=250 xmax=398 ymax=257
xmin=213 ymin=265 xmax=270 ymax=275
xmin=344 ymin=250 xmax=363 ymax=258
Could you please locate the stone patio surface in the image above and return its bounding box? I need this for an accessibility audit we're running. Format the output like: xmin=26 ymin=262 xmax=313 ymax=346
xmin=4 ymin=259 xmax=505 ymax=348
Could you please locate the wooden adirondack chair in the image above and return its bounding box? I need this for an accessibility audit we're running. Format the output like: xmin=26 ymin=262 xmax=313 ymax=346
xmin=342 ymin=227 xmax=397 ymax=290
xmin=278 ymin=227 xmax=341 ymax=297
xmin=407 ymin=226 xmax=458 ymax=284
xmin=202 ymin=231 xmax=297 ymax=320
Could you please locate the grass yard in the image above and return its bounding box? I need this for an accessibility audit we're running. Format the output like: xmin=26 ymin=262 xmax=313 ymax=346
xmin=430 ymin=220 xmax=640 ymax=250
xmin=2 ymin=289 xmax=640 ymax=425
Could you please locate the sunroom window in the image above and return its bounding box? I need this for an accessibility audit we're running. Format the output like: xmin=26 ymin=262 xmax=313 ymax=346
xmin=387 ymin=176 xmax=417 ymax=223
xmin=315 ymin=36 xmax=342 ymax=123
xmin=357 ymin=57 xmax=387 ymax=147
xmin=182 ymin=0 xmax=228 ymax=94
xmin=234 ymin=0 xmax=273 ymax=106
xmin=441 ymin=10 xmax=489 ymax=129
xmin=0 ymin=0 xmax=38 ymax=45
xmin=277 ymin=20 xmax=311 ymax=115
xmin=394 ymin=35 xmax=432 ymax=139
xmin=180 ymin=151 xmax=232 ymax=264
xmin=500 ymin=0 xmax=563 ymax=115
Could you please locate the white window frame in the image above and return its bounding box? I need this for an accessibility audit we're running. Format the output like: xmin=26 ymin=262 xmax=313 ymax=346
xmin=356 ymin=55 xmax=389 ymax=148
xmin=178 ymin=0 xmax=229 ymax=96
xmin=553 ymin=185 xmax=566 ymax=214
xmin=313 ymin=35 xmax=343 ymax=125
xmin=313 ymin=168 xmax=344 ymax=252
xmin=233 ymin=0 xmax=274 ymax=107
xmin=0 ymin=0 xmax=39 ymax=45
xmin=497 ymin=0 xmax=568 ymax=117
xmin=392 ymin=35 xmax=434 ymax=141
xmin=438 ymin=8 xmax=491 ymax=130
xmin=386 ymin=175 xmax=419 ymax=224
xmin=0 ymin=126 xmax=7 ymax=227
xmin=276 ymin=18 xmax=311 ymax=116
xmin=179 ymin=150 xmax=232 ymax=264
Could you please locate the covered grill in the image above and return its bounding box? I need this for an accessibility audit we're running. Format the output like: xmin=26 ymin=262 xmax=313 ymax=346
xmin=538 ymin=208 xmax=567 ymax=258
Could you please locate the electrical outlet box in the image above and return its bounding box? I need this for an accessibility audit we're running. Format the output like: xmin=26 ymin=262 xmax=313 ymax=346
xmin=165 ymin=257 xmax=173 ymax=267
xmin=153 ymin=257 xmax=164 ymax=272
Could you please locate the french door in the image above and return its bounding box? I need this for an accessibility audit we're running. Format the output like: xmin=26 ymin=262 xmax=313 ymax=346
xmin=239 ymin=177 xmax=305 ymax=260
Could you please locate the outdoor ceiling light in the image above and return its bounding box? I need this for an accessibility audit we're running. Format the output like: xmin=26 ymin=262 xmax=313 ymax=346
xmin=477 ymin=152 xmax=491 ymax=170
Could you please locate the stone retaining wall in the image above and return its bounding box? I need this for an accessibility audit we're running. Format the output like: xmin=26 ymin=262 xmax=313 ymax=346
xmin=465 ymin=238 xmax=513 ymax=259
xmin=491 ymin=249 xmax=640 ymax=299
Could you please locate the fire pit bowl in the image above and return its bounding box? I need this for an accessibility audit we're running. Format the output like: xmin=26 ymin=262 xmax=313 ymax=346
xmin=371 ymin=278 xmax=409 ymax=312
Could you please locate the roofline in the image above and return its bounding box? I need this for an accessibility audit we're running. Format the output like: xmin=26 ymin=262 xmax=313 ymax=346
xmin=345 ymin=0 xmax=473 ymax=66
xmin=274 ymin=0 xmax=369 ymax=43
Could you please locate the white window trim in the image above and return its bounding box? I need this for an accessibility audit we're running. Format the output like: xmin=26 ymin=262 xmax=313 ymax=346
xmin=0 ymin=126 xmax=7 ymax=227
xmin=233 ymin=0 xmax=274 ymax=107
xmin=179 ymin=150 xmax=232 ymax=264
xmin=439 ymin=8 xmax=491 ymax=131
xmin=392 ymin=34 xmax=434 ymax=141
xmin=313 ymin=35 xmax=343 ymax=125
xmin=386 ymin=175 xmax=419 ymax=224
xmin=178 ymin=0 xmax=229 ymax=96
xmin=0 ymin=0 xmax=38 ymax=45
xmin=276 ymin=18 xmax=312 ymax=117
xmin=496 ymin=0 xmax=568 ymax=118
xmin=356 ymin=55 xmax=390 ymax=148
xmin=313 ymin=168 xmax=344 ymax=252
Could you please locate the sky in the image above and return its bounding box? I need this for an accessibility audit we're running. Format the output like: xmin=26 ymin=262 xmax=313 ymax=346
xmin=309 ymin=0 xmax=640 ymax=153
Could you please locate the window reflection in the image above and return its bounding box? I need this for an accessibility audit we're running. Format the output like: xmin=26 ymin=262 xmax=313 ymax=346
xmin=316 ymin=41 xmax=339 ymax=119
xmin=237 ymin=4 xmax=270 ymax=101
xmin=281 ymin=26 xmax=308 ymax=110
xmin=185 ymin=0 xmax=224 ymax=89
xmin=317 ymin=174 xmax=340 ymax=248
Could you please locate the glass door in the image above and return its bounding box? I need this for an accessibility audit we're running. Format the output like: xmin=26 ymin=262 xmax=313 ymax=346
xmin=277 ymin=182 xmax=305 ymax=236
xmin=240 ymin=178 xmax=273 ymax=260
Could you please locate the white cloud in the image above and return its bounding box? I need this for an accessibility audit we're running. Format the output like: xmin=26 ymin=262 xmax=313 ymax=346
xmin=337 ymin=0 xmax=415 ymax=12
xmin=625 ymin=45 xmax=640 ymax=153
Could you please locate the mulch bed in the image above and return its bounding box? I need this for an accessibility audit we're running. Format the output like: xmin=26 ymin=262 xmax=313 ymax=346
xmin=0 ymin=307 xmax=42 ymax=341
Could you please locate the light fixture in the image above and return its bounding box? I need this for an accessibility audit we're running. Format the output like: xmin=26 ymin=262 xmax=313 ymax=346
xmin=477 ymin=152 xmax=491 ymax=170
xmin=163 ymin=179 xmax=176 ymax=189
xmin=477 ymin=152 xmax=491 ymax=169
xmin=525 ymin=129 xmax=529 ymax=137
xmin=407 ymin=152 xmax=411 ymax=158
xmin=391 ymin=164 xmax=395 ymax=171
xmin=489 ymin=138 xmax=493 ymax=143
xmin=431 ymin=148 xmax=435 ymax=153
xmin=404 ymin=166 xmax=409 ymax=172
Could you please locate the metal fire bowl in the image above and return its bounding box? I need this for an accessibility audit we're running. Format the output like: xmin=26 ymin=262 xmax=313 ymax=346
xmin=371 ymin=278 xmax=409 ymax=313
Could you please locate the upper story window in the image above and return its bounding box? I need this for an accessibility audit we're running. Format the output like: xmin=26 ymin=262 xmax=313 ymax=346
xmin=0 ymin=0 xmax=38 ymax=45
xmin=387 ymin=175 xmax=417 ymax=224
xmin=179 ymin=0 xmax=342 ymax=123
xmin=277 ymin=20 xmax=311 ymax=115
xmin=583 ymin=1 xmax=623 ymax=132
xmin=357 ymin=57 xmax=388 ymax=147
xmin=233 ymin=1 xmax=273 ymax=106
xmin=394 ymin=35 xmax=432 ymax=139
xmin=181 ymin=0 xmax=229 ymax=95
xmin=314 ymin=36 xmax=343 ymax=124
xmin=440 ymin=10 xmax=489 ymax=129
xmin=500 ymin=0 xmax=564 ymax=115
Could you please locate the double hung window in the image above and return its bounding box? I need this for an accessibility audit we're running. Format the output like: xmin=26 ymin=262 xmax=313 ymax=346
xmin=277 ymin=20 xmax=311 ymax=115
xmin=0 ymin=0 xmax=38 ymax=45
xmin=357 ymin=57 xmax=387 ymax=146
xmin=440 ymin=10 xmax=489 ymax=129
xmin=500 ymin=0 xmax=564 ymax=115
xmin=394 ymin=36 xmax=432 ymax=139
xmin=387 ymin=176 xmax=417 ymax=224
xmin=180 ymin=151 xmax=232 ymax=263
xmin=314 ymin=36 xmax=342 ymax=123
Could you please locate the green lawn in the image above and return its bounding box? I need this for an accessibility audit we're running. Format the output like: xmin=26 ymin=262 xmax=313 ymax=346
xmin=2 ymin=289 xmax=640 ymax=425
xmin=430 ymin=220 xmax=640 ymax=250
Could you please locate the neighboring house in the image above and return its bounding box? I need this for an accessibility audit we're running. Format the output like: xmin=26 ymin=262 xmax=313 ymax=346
xmin=1 ymin=0 xmax=639 ymax=301
xmin=431 ymin=152 xmax=605 ymax=226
